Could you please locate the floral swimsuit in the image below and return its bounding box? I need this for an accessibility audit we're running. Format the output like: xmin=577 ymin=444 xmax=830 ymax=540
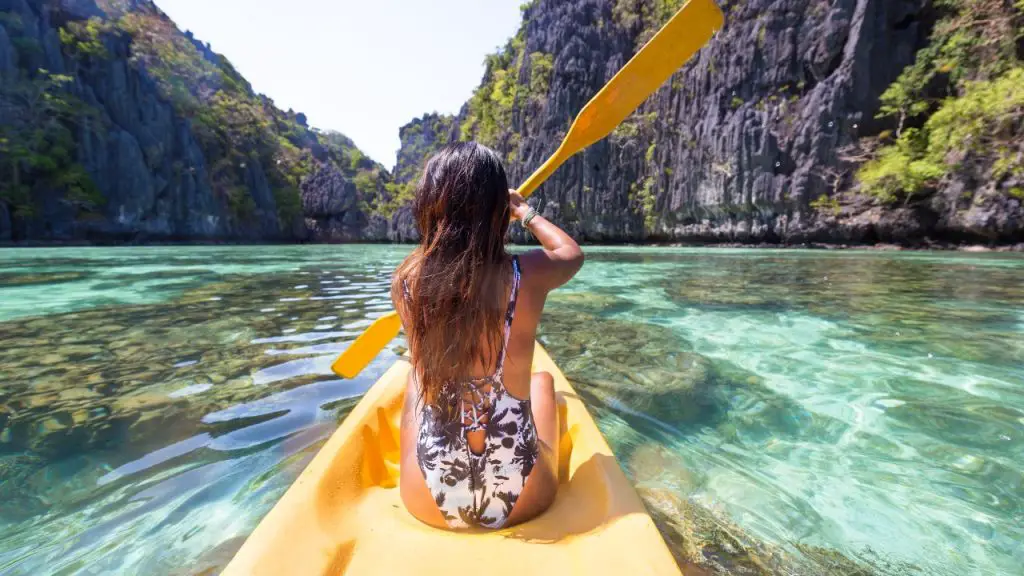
xmin=414 ymin=257 xmax=540 ymax=529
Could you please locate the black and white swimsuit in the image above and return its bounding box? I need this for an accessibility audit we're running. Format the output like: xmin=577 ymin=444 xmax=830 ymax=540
xmin=414 ymin=256 xmax=540 ymax=529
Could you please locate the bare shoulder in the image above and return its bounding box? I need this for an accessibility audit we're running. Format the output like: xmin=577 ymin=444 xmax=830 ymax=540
xmin=516 ymin=248 xmax=584 ymax=294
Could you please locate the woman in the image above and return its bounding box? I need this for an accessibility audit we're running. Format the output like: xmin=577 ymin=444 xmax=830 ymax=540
xmin=394 ymin=142 xmax=584 ymax=530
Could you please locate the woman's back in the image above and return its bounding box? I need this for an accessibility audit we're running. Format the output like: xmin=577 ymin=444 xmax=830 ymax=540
xmin=396 ymin=142 xmax=583 ymax=530
xmin=413 ymin=256 xmax=535 ymax=527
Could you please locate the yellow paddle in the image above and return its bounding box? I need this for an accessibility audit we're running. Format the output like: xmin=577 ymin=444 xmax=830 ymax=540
xmin=332 ymin=0 xmax=723 ymax=379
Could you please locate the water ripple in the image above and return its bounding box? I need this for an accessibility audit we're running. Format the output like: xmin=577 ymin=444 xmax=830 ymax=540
xmin=1 ymin=246 xmax=1022 ymax=575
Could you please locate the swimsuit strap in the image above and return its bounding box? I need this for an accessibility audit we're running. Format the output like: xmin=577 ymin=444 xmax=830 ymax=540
xmin=406 ymin=256 xmax=521 ymax=402
xmin=494 ymin=256 xmax=521 ymax=378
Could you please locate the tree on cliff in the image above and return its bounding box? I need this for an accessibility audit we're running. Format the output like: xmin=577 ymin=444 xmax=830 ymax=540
xmin=859 ymin=0 xmax=1024 ymax=203
xmin=0 ymin=68 xmax=103 ymax=219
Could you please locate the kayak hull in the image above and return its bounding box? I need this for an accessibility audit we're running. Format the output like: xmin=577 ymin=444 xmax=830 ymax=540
xmin=224 ymin=343 xmax=680 ymax=575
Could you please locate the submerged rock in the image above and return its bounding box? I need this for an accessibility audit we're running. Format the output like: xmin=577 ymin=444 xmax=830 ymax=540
xmin=639 ymin=485 xmax=781 ymax=574
xmin=0 ymin=453 xmax=49 ymax=520
xmin=0 ymin=271 xmax=376 ymax=459
xmin=637 ymin=481 xmax=907 ymax=575
xmin=538 ymin=302 xmax=719 ymax=427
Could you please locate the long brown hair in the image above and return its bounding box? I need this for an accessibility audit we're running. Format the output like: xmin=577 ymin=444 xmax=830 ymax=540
xmin=392 ymin=142 xmax=513 ymax=407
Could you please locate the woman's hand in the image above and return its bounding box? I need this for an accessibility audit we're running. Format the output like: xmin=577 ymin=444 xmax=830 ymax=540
xmin=509 ymin=190 xmax=531 ymax=221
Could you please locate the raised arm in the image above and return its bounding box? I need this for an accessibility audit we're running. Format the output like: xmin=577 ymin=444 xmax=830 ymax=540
xmin=509 ymin=190 xmax=584 ymax=292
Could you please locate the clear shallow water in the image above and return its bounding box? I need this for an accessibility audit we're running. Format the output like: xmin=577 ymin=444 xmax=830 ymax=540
xmin=0 ymin=246 xmax=1021 ymax=575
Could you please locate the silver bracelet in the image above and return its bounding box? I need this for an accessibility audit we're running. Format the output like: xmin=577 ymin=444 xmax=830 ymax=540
xmin=521 ymin=207 xmax=539 ymax=228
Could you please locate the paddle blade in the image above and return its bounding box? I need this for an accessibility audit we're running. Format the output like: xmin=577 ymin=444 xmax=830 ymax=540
xmin=570 ymin=0 xmax=723 ymax=148
xmin=331 ymin=311 xmax=402 ymax=378
xmin=517 ymin=0 xmax=723 ymax=198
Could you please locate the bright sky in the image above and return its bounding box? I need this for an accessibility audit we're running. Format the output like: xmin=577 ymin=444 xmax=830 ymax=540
xmin=157 ymin=0 xmax=524 ymax=167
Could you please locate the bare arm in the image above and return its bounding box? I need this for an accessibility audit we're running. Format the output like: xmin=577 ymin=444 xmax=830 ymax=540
xmin=510 ymin=190 xmax=584 ymax=292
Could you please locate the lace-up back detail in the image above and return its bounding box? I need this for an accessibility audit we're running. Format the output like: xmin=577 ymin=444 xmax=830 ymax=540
xmin=414 ymin=256 xmax=539 ymax=529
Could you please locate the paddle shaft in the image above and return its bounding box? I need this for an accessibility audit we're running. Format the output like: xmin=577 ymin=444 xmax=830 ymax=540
xmin=517 ymin=0 xmax=722 ymax=199
xmin=517 ymin=141 xmax=569 ymax=199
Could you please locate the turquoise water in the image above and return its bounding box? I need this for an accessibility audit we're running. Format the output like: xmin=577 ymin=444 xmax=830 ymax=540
xmin=0 ymin=246 xmax=1021 ymax=574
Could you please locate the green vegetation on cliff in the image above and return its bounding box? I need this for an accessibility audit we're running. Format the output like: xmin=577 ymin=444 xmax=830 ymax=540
xmin=451 ymin=0 xmax=686 ymax=234
xmin=612 ymin=0 xmax=684 ymax=49
xmin=458 ymin=4 xmax=558 ymax=152
xmin=58 ymin=17 xmax=109 ymax=59
xmin=0 ymin=13 xmax=104 ymax=220
xmin=460 ymin=35 xmax=528 ymax=146
xmin=385 ymin=113 xmax=456 ymax=218
xmin=2 ymin=0 xmax=386 ymax=237
xmin=109 ymin=3 xmax=373 ymax=224
xmin=0 ymin=70 xmax=104 ymax=218
xmin=859 ymin=0 xmax=1024 ymax=203
xmin=460 ymin=0 xmax=677 ymax=153
xmin=395 ymin=0 xmax=1022 ymax=244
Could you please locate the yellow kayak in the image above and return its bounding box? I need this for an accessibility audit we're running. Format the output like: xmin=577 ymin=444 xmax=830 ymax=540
xmin=224 ymin=343 xmax=681 ymax=575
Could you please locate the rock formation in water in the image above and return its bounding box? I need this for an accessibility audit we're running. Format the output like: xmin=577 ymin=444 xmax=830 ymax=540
xmin=393 ymin=0 xmax=1024 ymax=246
xmin=2 ymin=0 xmax=1021 ymax=245
xmin=0 ymin=0 xmax=396 ymax=243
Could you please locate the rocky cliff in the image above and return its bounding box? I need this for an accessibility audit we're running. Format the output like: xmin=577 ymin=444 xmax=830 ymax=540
xmin=394 ymin=0 xmax=1024 ymax=246
xmin=0 ymin=0 xmax=395 ymax=243
xmin=3 ymin=0 xmax=1021 ymax=246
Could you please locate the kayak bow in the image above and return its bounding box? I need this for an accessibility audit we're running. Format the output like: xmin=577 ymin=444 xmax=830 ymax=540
xmin=224 ymin=344 xmax=680 ymax=575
